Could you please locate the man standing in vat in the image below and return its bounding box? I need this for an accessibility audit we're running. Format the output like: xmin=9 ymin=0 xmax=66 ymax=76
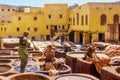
xmin=83 ymin=43 xmax=96 ymax=62
xmin=18 ymin=31 xmax=30 ymax=73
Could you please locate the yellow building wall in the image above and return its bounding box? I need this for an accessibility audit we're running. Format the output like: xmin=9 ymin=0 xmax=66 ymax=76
xmin=69 ymin=4 xmax=90 ymax=32
xmin=69 ymin=3 xmax=120 ymax=43
xmin=0 ymin=4 xmax=69 ymax=40
xmin=68 ymin=4 xmax=90 ymax=43
xmin=44 ymin=4 xmax=68 ymax=25
xmin=89 ymin=3 xmax=120 ymax=41
xmin=30 ymin=8 xmax=43 ymax=13
xmin=44 ymin=4 xmax=69 ymax=33
xmin=0 ymin=12 xmax=46 ymax=39
xmin=0 ymin=3 xmax=120 ymax=42
xmin=0 ymin=4 xmax=17 ymax=22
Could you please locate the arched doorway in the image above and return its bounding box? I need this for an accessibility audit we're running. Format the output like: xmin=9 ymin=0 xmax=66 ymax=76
xmin=69 ymin=31 xmax=74 ymax=42
xmin=113 ymin=14 xmax=119 ymax=24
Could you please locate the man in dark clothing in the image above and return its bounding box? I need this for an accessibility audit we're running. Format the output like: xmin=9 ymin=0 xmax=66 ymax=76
xmin=83 ymin=44 xmax=96 ymax=61
xmin=43 ymin=45 xmax=55 ymax=63
xmin=60 ymin=34 xmax=65 ymax=45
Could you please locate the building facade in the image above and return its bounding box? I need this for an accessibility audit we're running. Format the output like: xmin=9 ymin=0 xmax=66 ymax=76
xmin=0 ymin=3 xmax=120 ymax=43
xmin=68 ymin=2 xmax=120 ymax=44
xmin=0 ymin=4 xmax=17 ymax=23
xmin=0 ymin=4 xmax=69 ymax=41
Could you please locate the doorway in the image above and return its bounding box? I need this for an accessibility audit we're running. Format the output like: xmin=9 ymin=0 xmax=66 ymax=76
xmin=79 ymin=32 xmax=83 ymax=44
xmin=32 ymin=36 xmax=35 ymax=41
xmin=54 ymin=25 xmax=57 ymax=32
xmin=69 ymin=31 xmax=74 ymax=42
xmin=118 ymin=24 xmax=120 ymax=40
xmin=99 ymin=33 xmax=105 ymax=42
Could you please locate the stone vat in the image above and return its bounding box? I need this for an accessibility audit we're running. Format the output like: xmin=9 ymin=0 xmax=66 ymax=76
xmin=65 ymin=52 xmax=84 ymax=73
xmin=101 ymin=66 xmax=120 ymax=80
xmin=0 ymin=65 xmax=11 ymax=73
xmin=52 ymin=73 xmax=99 ymax=80
xmin=8 ymin=72 xmax=50 ymax=80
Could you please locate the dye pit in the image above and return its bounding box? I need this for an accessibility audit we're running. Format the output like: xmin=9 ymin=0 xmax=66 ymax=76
xmin=14 ymin=65 xmax=38 ymax=72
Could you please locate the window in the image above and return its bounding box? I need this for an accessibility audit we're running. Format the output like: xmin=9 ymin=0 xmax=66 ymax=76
xmin=48 ymin=15 xmax=51 ymax=18
xmin=85 ymin=15 xmax=88 ymax=25
xmin=73 ymin=17 xmax=75 ymax=25
xmin=96 ymin=7 xmax=99 ymax=10
xmin=18 ymin=17 xmax=21 ymax=21
xmin=2 ymin=21 xmax=4 ymax=22
xmin=8 ymin=21 xmax=11 ymax=23
xmin=69 ymin=18 xmax=71 ymax=22
xmin=101 ymin=14 xmax=106 ymax=25
xmin=109 ymin=7 xmax=112 ymax=10
xmin=4 ymin=27 xmax=6 ymax=31
xmin=2 ymin=9 xmax=4 ymax=11
xmin=46 ymin=25 xmax=48 ymax=29
xmin=16 ymin=27 xmax=20 ymax=31
xmin=34 ymin=27 xmax=37 ymax=32
xmin=76 ymin=13 xmax=79 ymax=25
xmin=59 ymin=25 xmax=60 ymax=28
xmin=81 ymin=15 xmax=84 ymax=25
xmin=62 ymin=25 xmax=64 ymax=29
xmin=32 ymin=36 xmax=36 ymax=41
xmin=71 ymin=18 xmax=72 ymax=25
xmin=8 ymin=9 xmax=10 ymax=11
xmin=113 ymin=14 xmax=119 ymax=24
xmin=59 ymin=14 xmax=63 ymax=18
xmin=68 ymin=24 xmax=70 ymax=29
xmin=46 ymin=35 xmax=50 ymax=40
xmin=13 ymin=9 xmax=15 ymax=11
xmin=34 ymin=17 xmax=37 ymax=20
xmin=28 ymin=27 xmax=30 ymax=31
xmin=54 ymin=25 xmax=57 ymax=31
xmin=1 ymin=28 xmax=3 ymax=31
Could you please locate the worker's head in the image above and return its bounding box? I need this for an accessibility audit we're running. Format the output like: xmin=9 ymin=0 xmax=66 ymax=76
xmin=23 ymin=31 xmax=29 ymax=37
xmin=47 ymin=45 xmax=52 ymax=50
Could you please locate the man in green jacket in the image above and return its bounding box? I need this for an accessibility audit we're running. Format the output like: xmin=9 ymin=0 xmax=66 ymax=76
xmin=18 ymin=31 xmax=29 ymax=73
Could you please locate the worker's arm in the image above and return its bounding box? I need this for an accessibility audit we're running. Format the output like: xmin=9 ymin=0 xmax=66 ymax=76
xmin=84 ymin=49 xmax=89 ymax=59
xmin=85 ymin=47 xmax=91 ymax=56
xmin=41 ymin=48 xmax=47 ymax=60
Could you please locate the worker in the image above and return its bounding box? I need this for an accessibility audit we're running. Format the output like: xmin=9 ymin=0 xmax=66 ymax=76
xmin=43 ymin=45 xmax=55 ymax=63
xmin=83 ymin=43 xmax=96 ymax=62
xmin=18 ymin=31 xmax=30 ymax=73
xmin=60 ymin=34 xmax=65 ymax=45
xmin=43 ymin=45 xmax=59 ymax=76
